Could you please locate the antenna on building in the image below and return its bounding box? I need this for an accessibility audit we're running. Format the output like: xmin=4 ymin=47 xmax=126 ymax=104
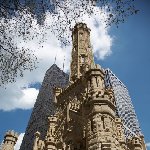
xmin=63 ymin=55 xmax=65 ymax=71
xmin=54 ymin=55 xmax=57 ymax=64
xmin=54 ymin=49 xmax=58 ymax=64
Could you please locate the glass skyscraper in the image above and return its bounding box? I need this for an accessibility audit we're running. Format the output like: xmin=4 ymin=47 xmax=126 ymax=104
xmin=104 ymin=68 xmax=142 ymax=138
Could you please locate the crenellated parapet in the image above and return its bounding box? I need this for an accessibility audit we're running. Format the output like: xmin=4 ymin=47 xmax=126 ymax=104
xmin=70 ymin=22 xmax=94 ymax=81
xmin=1 ymin=130 xmax=19 ymax=150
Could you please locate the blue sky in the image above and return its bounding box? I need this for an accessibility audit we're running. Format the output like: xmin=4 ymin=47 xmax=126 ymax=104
xmin=0 ymin=0 xmax=150 ymax=149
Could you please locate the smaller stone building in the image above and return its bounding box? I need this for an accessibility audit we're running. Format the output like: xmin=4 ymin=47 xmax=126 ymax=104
xmin=1 ymin=130 xmax=18 ymax=150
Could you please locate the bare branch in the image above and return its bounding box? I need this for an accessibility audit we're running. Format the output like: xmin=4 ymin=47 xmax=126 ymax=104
xmin=0 ymin=0 xmax=139 ymax=86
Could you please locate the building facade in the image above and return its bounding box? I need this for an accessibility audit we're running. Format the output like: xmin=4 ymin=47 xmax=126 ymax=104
xmin=1 ymin=23 xmax=146 ymax=150
xmin=31 ymin=23 xmax=146 ymax=150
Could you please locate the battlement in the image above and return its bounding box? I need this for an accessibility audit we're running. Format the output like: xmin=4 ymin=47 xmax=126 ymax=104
xmin=72 ymin=22 xmax=91 ymax=33
xmin=1 ymin=130 xmax=19 ymax=150
xmin=5 ymin=130 xmax=19 ymax=139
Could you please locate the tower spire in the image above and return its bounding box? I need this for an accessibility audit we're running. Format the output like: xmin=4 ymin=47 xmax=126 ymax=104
xmin=70 ymin=23 xmax=94 ymax=81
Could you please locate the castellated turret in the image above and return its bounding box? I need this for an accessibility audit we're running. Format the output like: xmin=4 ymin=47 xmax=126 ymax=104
xmin=1 ymin=130 xmax=19 ymax=150
xmin=70 ymin=22 xmax=94 ymax=81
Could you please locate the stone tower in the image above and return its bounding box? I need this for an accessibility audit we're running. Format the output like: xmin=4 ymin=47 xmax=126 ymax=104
xmin=31 ymin=23 xmax=146 ymax=150
xmin=70 ymin=23 xmax=94 ymax=81
xmin=1 ymin=130 xmax=18 ymax=150
xmin=20 ymin=64 xmax=69 ymax=150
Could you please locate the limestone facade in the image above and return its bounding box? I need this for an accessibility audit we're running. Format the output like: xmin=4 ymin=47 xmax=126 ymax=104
xmin=32 ymin=23 xmax=146 ymax=150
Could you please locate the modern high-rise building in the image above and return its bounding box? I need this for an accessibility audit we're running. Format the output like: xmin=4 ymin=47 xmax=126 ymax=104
xmin=1 ymin=23 xmax=146 ymax=150
xmin=19 ymin=64 xmax=69 ymax=150
xmin=104 ymin=69 xmax=142 ymax=138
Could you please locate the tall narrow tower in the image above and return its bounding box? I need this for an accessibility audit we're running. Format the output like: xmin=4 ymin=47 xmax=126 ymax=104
xmin=70 ymin=23 xmax=94 ymax=81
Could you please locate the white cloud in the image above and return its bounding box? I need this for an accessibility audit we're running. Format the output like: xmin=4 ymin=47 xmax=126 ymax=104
xmin=82 ymin=13 xmax=113 ymax=60
xmin=14 ymin=133 xmax=25 ymax=150
xmin=0 ymin=88 xmax=39 ymax=111
xmin=0 ymin=9 xmax=113 ymax=111
xmin=147 ymin=142 xmax=150 ymax=147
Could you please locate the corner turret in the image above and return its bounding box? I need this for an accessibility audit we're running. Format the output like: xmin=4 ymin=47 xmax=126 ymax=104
xmin=1 ymin=130 xmax=19 ymax=150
